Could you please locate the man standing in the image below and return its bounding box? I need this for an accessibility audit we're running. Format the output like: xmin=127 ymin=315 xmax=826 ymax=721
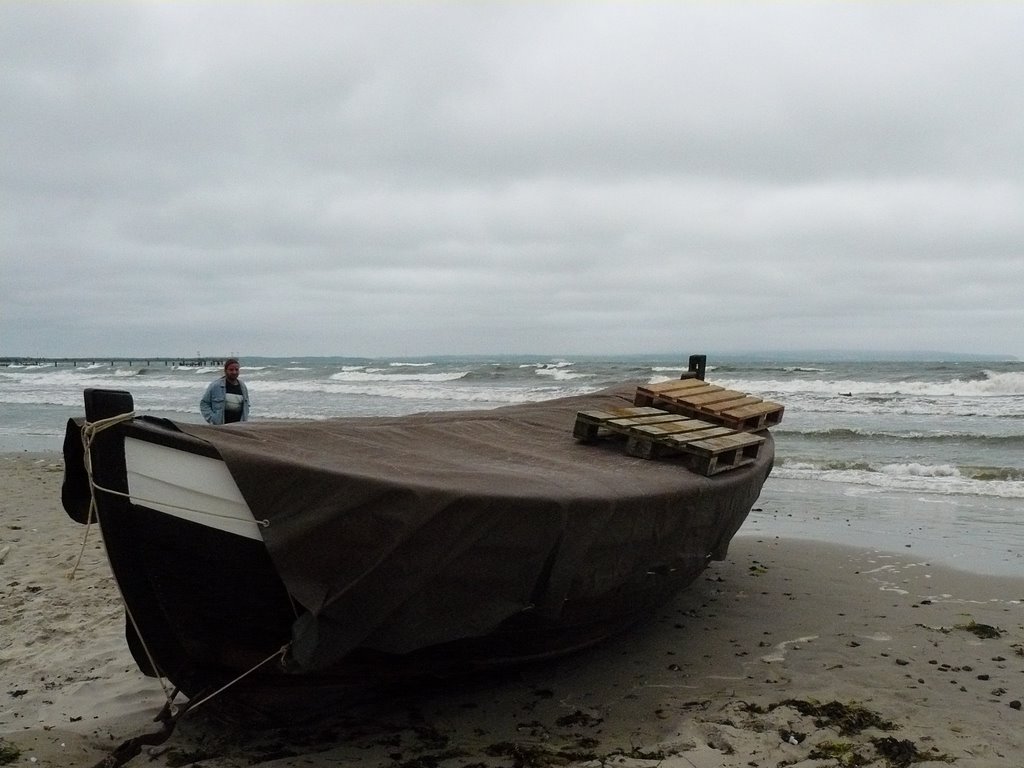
xmin=200 ymin=358 xmax=250 ymax=424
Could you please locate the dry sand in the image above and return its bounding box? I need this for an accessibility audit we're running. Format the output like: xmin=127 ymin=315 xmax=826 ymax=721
xmin=2 ymin=452 xmax=1022 ymax=767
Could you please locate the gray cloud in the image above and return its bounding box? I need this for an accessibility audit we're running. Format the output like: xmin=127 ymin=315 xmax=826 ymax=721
xmin=2 ymin=3 xmax=1022 ymax=357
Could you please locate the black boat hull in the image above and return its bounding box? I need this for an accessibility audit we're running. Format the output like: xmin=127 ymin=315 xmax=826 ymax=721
xmin=63 ymin=385 xmax=772 ymax=697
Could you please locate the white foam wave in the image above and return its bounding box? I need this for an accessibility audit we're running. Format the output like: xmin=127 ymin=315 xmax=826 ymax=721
xmin=174 ymin=365 xmax=222 ymax=374
xmin=879 ymin=462 xmax=961 ymax=478
xmin=718 ymin=370 xmax=1024 ymax=398
xmin=774 ymin=462 xmax=1024 ymax=499
xmin=520 ymin=361 xmax=574 ymax=370
xmin=533 ymin=367 xmax=592 ymax=381
xmin=328 ymin=370 xmax=466 ymax=383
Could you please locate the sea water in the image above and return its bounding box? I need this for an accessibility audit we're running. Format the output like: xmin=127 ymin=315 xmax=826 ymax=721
xmin=2 ymin=355 xmax=1022 ymax=574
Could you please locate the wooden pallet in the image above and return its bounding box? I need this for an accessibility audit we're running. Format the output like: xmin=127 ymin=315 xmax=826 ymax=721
xmin=573 ymin=407 xmax=765 ymax=476
xmin=633 ymin=379 xmax=784 ymax=432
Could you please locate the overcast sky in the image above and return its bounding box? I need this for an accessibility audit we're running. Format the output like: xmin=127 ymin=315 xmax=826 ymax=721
xmin=2 ymin=3 xmax=1022 ymax=359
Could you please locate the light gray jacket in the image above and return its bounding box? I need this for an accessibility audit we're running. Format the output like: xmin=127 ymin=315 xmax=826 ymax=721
xmin=200 ymin=377 xmax=250 ymax=425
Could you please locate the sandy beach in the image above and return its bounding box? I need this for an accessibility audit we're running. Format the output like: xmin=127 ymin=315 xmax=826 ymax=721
xmin=2 ymin=452 xmax=1022 ymax=767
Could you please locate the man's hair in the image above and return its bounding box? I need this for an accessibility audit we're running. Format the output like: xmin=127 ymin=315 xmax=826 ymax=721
xmin=224 ymin=357 xmax=240 ymax=369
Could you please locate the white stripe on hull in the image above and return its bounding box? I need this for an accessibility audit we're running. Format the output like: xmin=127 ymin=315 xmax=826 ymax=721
xmin=124 ymin=437 xmax=263 ymax=541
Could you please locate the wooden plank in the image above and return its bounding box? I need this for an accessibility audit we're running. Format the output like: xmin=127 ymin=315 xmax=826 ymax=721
xmin=630 ymin=418 xmax=716 ymax=437
xmin=573 ymin=407 xmax=680 ymax=442
xmin=663 ymin=425 xmax=736 ymax=448
xmin=607 ymin=413 xmax=688 ymax=428
xmin=577 ymin=406 xmax=666 ymax=419
xmin=634 ymin=379 xmax=718 ymax=406
xmin=683 ymin=431 xmax=764 ymax=457
xmin=701 ymin=395 xmax=762 ymax=414
xmin=679 ymin=389 xmax=748 ymax=407
xmin=637 ymin=378 xmax=710 ymax=396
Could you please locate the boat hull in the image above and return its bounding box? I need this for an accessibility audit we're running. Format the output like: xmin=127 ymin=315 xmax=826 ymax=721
xmin=63 ymin=385 xmax=772 ymax=697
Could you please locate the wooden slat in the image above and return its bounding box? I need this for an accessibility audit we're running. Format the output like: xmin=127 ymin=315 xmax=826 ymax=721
xmin=630 ymin=418 xmax=717 ymax=437
xmin=701 ymin=395 xmax=762 ymax=414
xmin=573 ymin=408 xmax=686 ymax=442
xmin=663 ymin=425 xmax=736 ymax=447
xmin=634 ymin=379 xmax=718 ymax=406
xmin=608 ymin=413 xmax=689 ymax=428
xmin=636 ymin=378 xmax=710 ymax=396
xmin=683 ymin=389 xmax=748 ymax=407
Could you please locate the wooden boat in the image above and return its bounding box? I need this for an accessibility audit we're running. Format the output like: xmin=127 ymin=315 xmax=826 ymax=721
xmin=61 ymin=380 xmax=774 ymax=701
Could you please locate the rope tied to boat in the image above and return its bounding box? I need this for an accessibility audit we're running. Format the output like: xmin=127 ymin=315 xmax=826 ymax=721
xmin=71 ymin=414 xmax=272 ymax=544
xmin=67 ymin=411 xmax=137 ymax=580
xmin=70 ymin=410 xmax=180 ymax=706
xmin=72 ymin=412 xmax=294 ymax=767
xmin=90 ymin=644 xmax=292 ymax=768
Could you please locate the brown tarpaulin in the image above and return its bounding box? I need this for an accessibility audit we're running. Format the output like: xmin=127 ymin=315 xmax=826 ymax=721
xmin=177 ymin=386 xmax=773 ymax=671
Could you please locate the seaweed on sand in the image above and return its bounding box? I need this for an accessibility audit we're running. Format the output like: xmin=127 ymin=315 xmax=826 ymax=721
xmin=743 ymin=699 xmax=896 ymax=736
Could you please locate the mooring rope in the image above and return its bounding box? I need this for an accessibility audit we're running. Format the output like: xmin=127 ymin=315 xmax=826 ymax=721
xmin=89 ymin=645 xmax=292 ymax=768
xmin=72 ymin=412 xmax=295 ymax=767
xmin=87 ymin=647 xmax=293 ymax=768
xmin=184 ymin=644 xmax=291 ymax=712
xmin=70 ymin=416 xmax=270 ymax=549
xmin=68 ymin=411 xmax=137 ymax=580
xmin=72 ymin=411 xmax=178 ymax=705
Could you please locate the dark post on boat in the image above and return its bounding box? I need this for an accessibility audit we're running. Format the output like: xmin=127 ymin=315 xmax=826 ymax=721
xmin=684 ymin=354 xmax=707 ymax=380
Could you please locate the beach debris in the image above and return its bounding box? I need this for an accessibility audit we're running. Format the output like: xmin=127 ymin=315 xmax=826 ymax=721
xmin=554 ymin=709 xmax=603 ymax=729
xmin=918 ymin=620 xmax=1005 ymax=639
xmin=0 ymin=739 xmax=21 ymax=766
xmin=780 ymin=729 xmax=804 ymax=745
xmin=955 ymin=620 xmax=1003 ymax=639
xmin=745 ymin=699 xmax=896 ymax=736
xmin=483 ymin=740 xmax=601 ymax=766
xmin=808 ymin=740 xmax=863 ymax=765
xmin=871 ymin=736 xmax=953 ymax=767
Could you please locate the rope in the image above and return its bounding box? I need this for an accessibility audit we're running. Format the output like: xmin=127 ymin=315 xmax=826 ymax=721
xmin=88 ymin=648 xmax=292 ymax=768
xmin=184 ymin=644 xmax=290 ymax=712
xmin=73 ymin=414 xmax=271 ymax=534
xmin=71 ymin=409 xmax=295 ymax=767
xmin=70 ymin=410 xmax=177 ymax=702
xmin=89 ymin=643 xmax=291 ymax=768
xmin=86 ymin=481 xmax=271 ymax=528
xmin=68 ymin=411 xmax=137 ymax=579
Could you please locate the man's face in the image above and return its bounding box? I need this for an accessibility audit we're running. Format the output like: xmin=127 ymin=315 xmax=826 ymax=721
xmin=225 ymin=363 xmax=240 ymax=382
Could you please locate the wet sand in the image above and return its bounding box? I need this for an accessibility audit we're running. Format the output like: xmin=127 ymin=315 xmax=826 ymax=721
xmin=2 ymin=453 xmax=1022 ymax=767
